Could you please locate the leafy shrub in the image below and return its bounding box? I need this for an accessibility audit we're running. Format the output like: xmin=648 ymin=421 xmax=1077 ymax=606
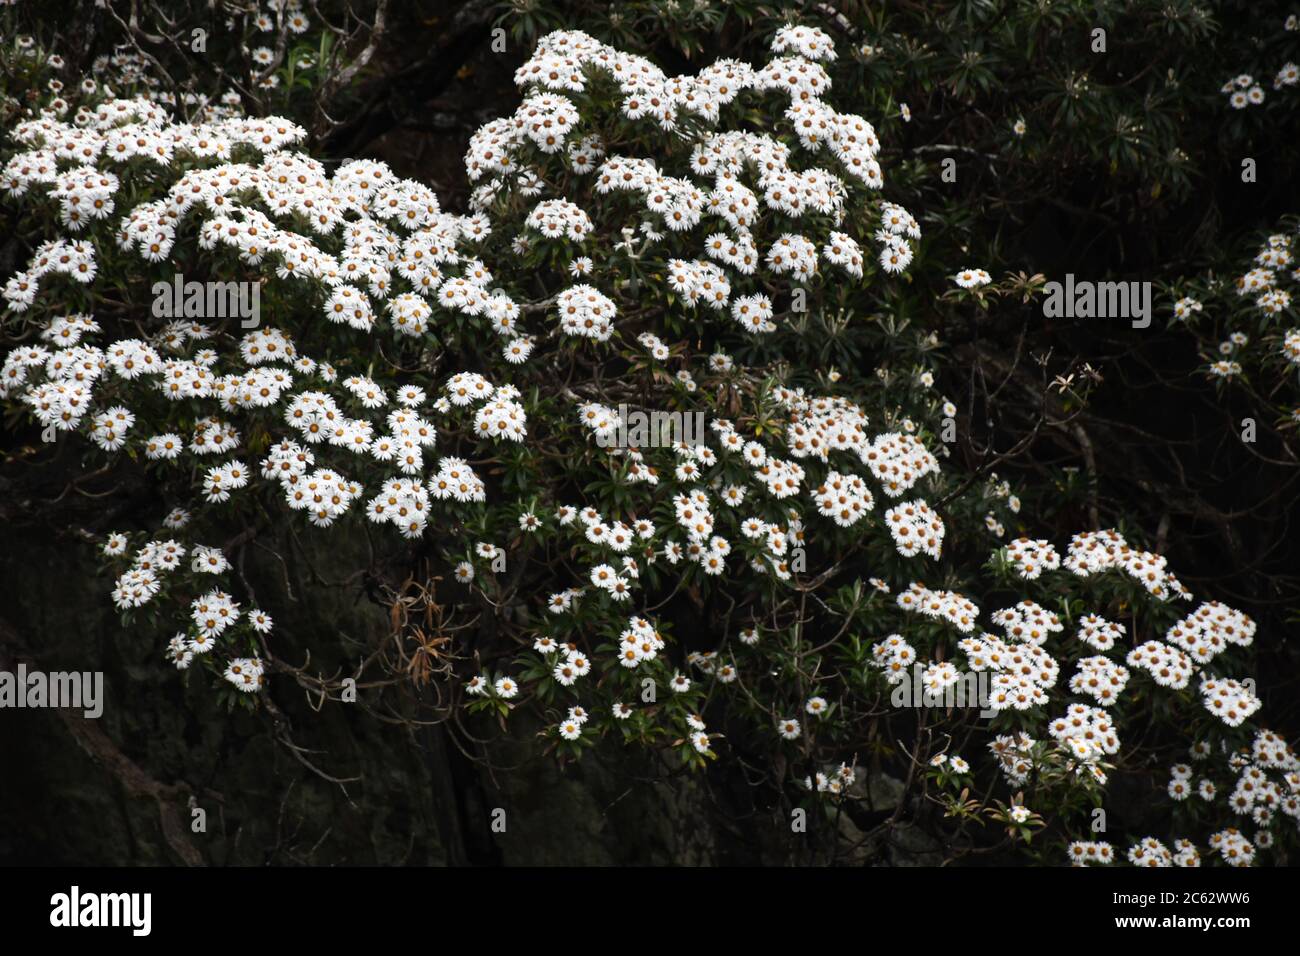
xmin=2 ymin=14 xmax=1298 ymax=866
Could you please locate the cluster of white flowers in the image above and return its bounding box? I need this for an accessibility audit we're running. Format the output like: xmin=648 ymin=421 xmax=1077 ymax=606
xmin=7 ymin=25 xmax=1300 ymax=861
xmin=200 ymin=458 xmax=251 ymax=504
xmin=1180 ymin=227 xmax=1300 ymax=397
xmin=615 ymin=616 xmax=666 ymax=669
xmin=447 ymin=29 xmax=966 ymax=686
xmin=1227 ymin=234 xmax=1300 ymax=375
xmin=1004 ymin=537 xmax=1061 ymax=579
xmin=189 ymin=588 xmax=241 ymax=645
xmin=812 ymin=470 xmax=875 ymax=527
xmin=821 ymin=232 xmax=864 ymax=278
xmin=989 ymin=733 xmax=1036 ymax=786
xmin=1251 ymin=727 xmax=1299 ymax=773
xmin=929 ymin=752 xmax=970 ymax=773
xmin=467 ymin=25 xmax=913 ymax=349
xmin=1209 ymin=828 xmax=1256 ymax=866
xmin=1129 ymin=837 xmax=1199 ymax=867
xmin=883 ymin=499 xmax=944 ymax=558
xmin=953 ymin=268 xmax=992 ymax=289
xmin=525 ymin=198 xmax=593 ymax=241
xmin=1067 ymin=840 xmax=1115 ymax=866
xmin=1063 ymin=529 xmax=1191 ymax=599
xmin=551 ymin=644 xmax=594 ymax=691
xmin=667 ymin=490 xmax=732 ymax=577
xmin=869 ymin=633 xmax=916 ymax=684
xmin=1199 ymin=676 xmax=1263 ymax=727
xmin=729 ymin=293 xmax=776 ymax=333
xmin=859 ymin=432 xmax=940 ymax=496
xmin=1210 ymin=730 xmax=1300 ymax=847
xmin=967 ymin=639 xmax=1058 ymax=714
xmin=1221 ymin=73 xmax=1266 ymax=109
xmin=803 ymin=762 xmax=859 ymax=796
xmin=1070 ymin=837 xmax=1200 ymax=867
xmin=555 ymin=284 xmax=618 ymax=341
xmin=783 ymin=393 xmax=868 ymax=460
xmin=361 ymin=476 xmax=431 ymax=538
xmin=769 ymin=24 xmax=839 ymax=62
xmin=31 ymin=94 xmax=519 ymax=654
xmin=1207 ymin=357 xmax=1244 ymax=380
xmin=1172 ymin=295 xmax=1204 ymax=320
xmin=473 ymin=393 xmax=528 ymax=442
xmin=1164 ymin=601 xmax=1256 ymax=664
xmin=666 ymin=257 xmax=733 ymax=309
xmin=635 ymin=331 xmax=671 ymax=361
xmin=1168 ymin=762 xmax=1195 ymax=801
xmin=1048 ymin=703 xmax=1120 ymax=763
xmin=109 ymin=538 xmax=187 ymax=609
xmin=1237 ymin=266 xmax=1276 ymax=296
xmin=89 ymin=404 xmax=134 ymax=451
xmin=1076 ymin=613 xmax=1125 ymax=651
xmin=1281 ymin=328 xmax=1300 ymax=368
xmin=430 ymin=457 xmax=487 ymax=504
xmin=919 ymin=661 xmax=962 ymax=695
xmin=895 ymin=582 xmax=981 ymax=633
xmin=1125 ymin=639 xmax=1195 ymax=689
xmin=39 ymin=312 xmax=101 ymax=346
xmin=1069 ymin=655 xmax=1130 ymax=707
xmin=575 ymin=401 xmax=619 ymax=442
xmin=1220 ymin=56 xmax=1300 ymax=111
xmin=0 ymin=93 xmax=540 ymax=657
xmin=990 ymin=600 xmax=1065 ymax=645
xmin=223 ymin=656 xmax=266 ymax=693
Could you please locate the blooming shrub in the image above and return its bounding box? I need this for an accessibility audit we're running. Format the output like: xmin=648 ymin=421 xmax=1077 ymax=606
xmin=0 ymin=0 xmax=388 ymax=137
xmin=3 ymin=20 xmax=1299 ymax=866
xmin=1166 ymin=219 xmax=1300 ymax=411
xmin=501 ymin=1 xmax=1300 ymax=270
